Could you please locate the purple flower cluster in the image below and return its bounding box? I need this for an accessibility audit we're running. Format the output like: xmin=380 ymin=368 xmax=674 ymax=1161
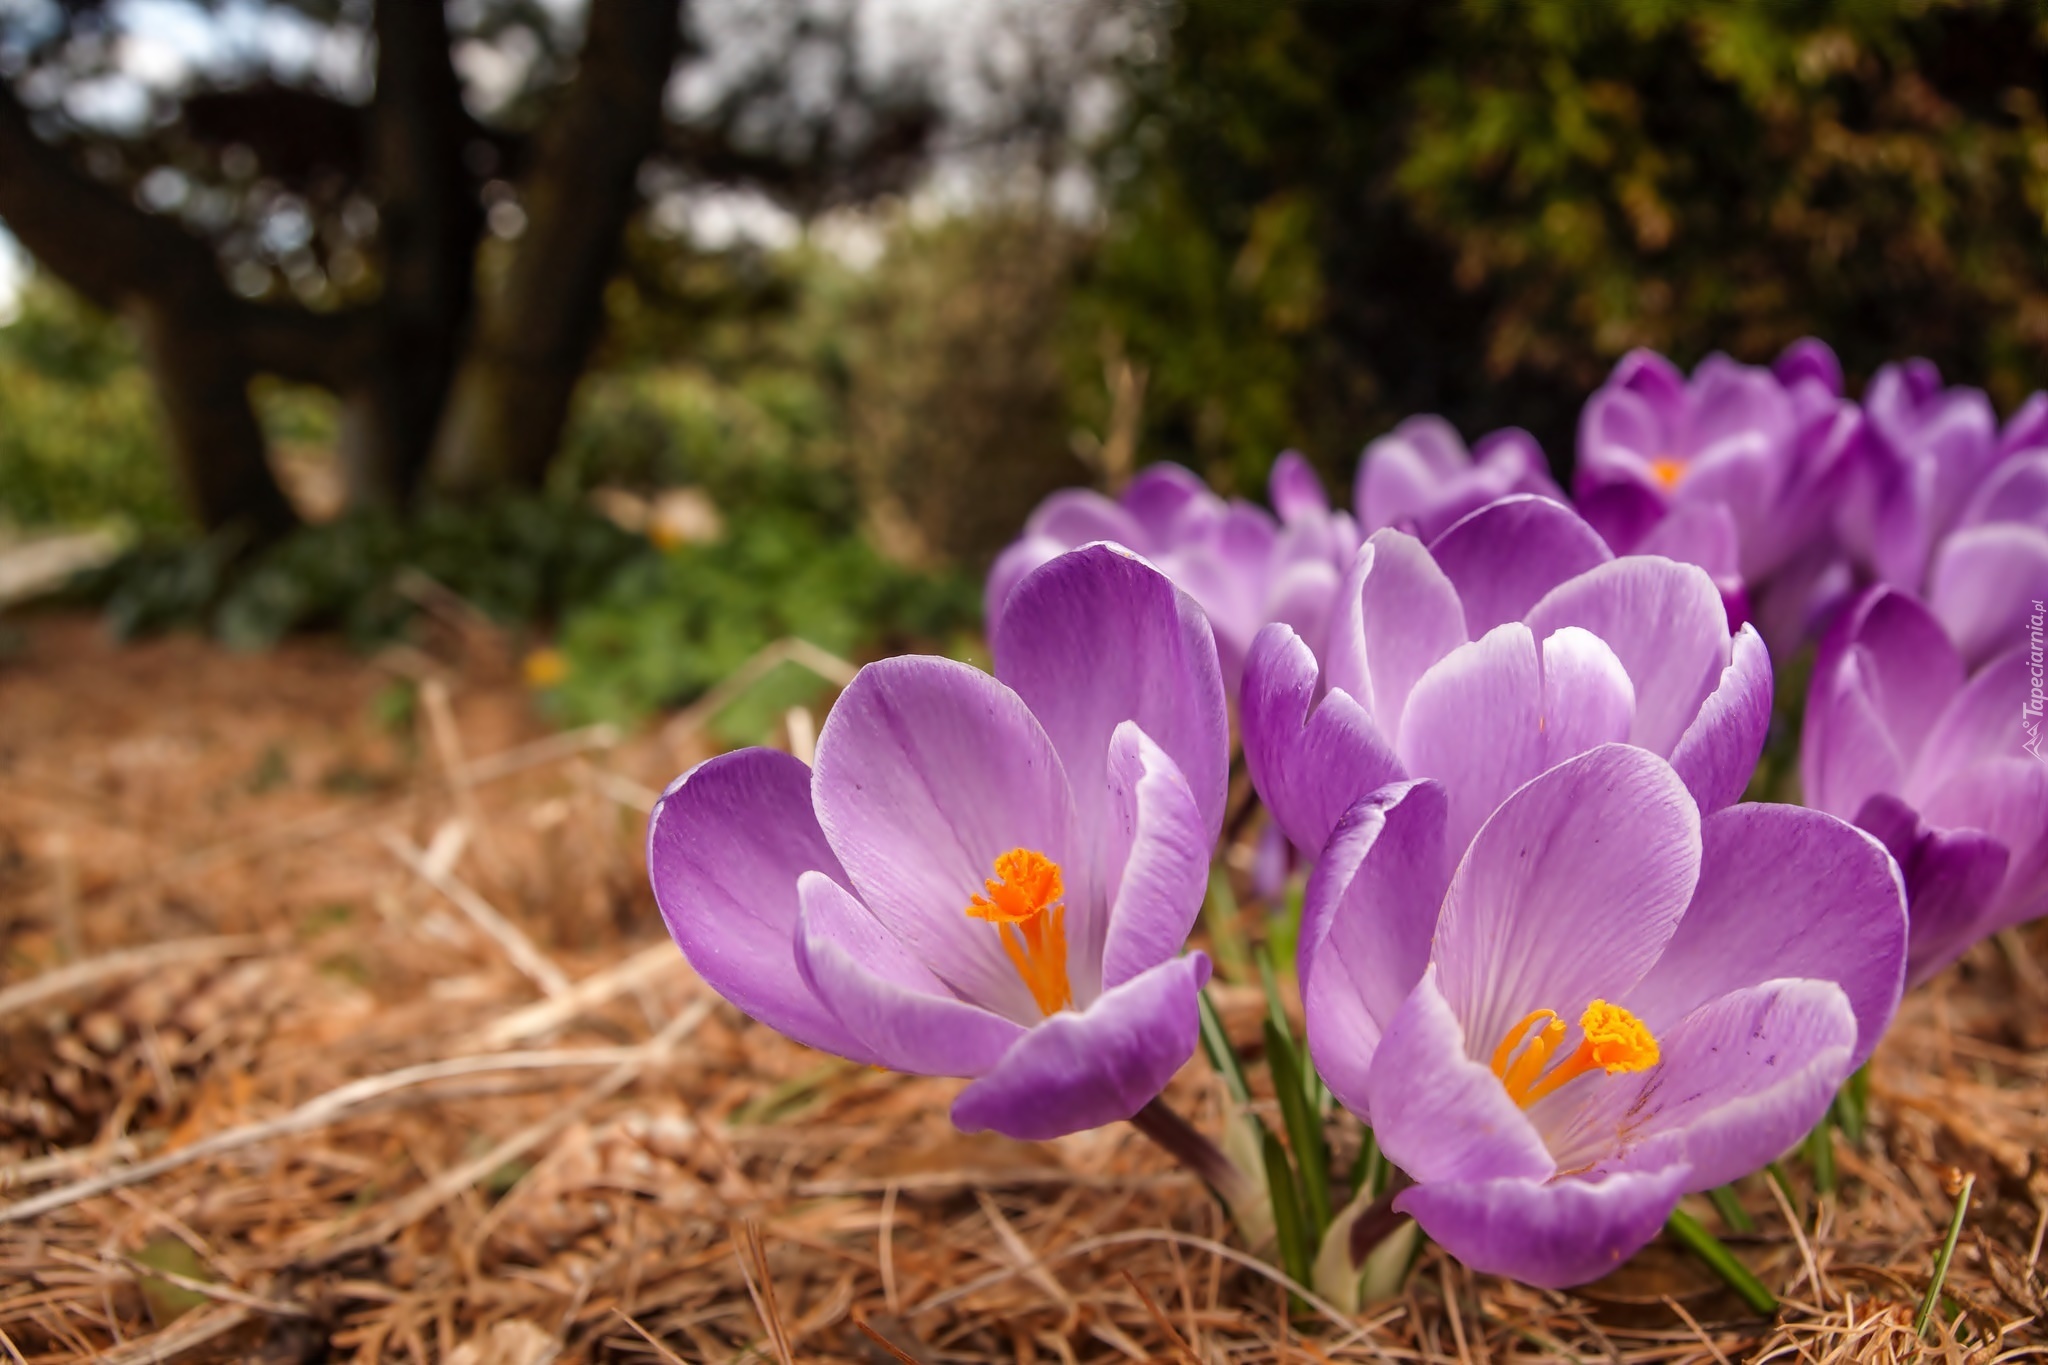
xmin=649 ymin=338 xmax=2043 ymax=1295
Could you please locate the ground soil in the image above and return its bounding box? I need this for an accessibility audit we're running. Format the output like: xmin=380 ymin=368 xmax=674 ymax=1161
xmin=1 ymin=610 xmax=2044 ymax=1363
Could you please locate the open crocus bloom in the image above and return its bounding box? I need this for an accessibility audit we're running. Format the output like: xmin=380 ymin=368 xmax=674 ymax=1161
xmin=651 ymin=544 xmax=1230 ymax=1140
xmin=1802 ymin=586 xmax=2048 ymax=982
xmin=1353 ymin=415 xmax=1560 ymax=543
xmin=1576 ymin=349 xmax=1853 ymax=595
xmin=1242 ymin=495 xmax=1772 ymax=891
xmin=1303 ymin=746 xmax=1907 ymax=1288
xmin=985 ymin=457 xmax=1355 ymax=690
xmin=1841 ymin=359 xmax=2000 ymax=593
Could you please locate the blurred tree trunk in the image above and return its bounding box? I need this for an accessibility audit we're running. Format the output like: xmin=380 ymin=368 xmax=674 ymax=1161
xmin=427 ymin=1 xmax=683 ymax=495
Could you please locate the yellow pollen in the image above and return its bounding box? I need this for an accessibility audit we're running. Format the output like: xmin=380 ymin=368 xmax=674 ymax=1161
xmin=1490 ymin=1000 xmax=1659 ymax=1109
xmin=966 ymin=848 xmax=1073 ymax=1017
xmin=1648 ymin=456 xmax=1687 ymax=491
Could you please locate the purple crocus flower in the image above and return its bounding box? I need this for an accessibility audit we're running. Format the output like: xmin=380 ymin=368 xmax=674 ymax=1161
xmin=1353 ymin=416 xmax=1561 ymax=543
xmin=1923 ymin=423 xmax=2048 ymax=668
xmin=1575 ymin=349 xmax=1856 ymax=596
xmin=1839 ymin=358 xmax=2000 ymax=595
xmin=1242 ymin=495 xmax=1772 ymax=885
xmin=1302 ymin=745 xmax=1906 ymax=1287
xmin=987 ymin=457 xmax=1355 ymax=689
xmin=1801 ymin=585 xmax=2048 ymax=983
xmin=650 ymin=544 xmax=1230 ymax=1140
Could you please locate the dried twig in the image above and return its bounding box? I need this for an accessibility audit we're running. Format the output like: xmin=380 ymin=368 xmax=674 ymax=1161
xmin=383 ymin=830 xmax=572 ymax=998
xmin=0 ymin=936 xmax=265 ymax=1022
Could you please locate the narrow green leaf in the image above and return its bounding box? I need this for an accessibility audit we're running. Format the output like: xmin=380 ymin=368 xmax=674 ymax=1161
xmin=1260 ymin=1126 xmax=1313 ymax=1293
xmin=1198 ymin=988 xmax=1252 ymax=1107
xmin=1707 ymin=1183 xmax=1755 ymax=1235
xmin=1915 ymin=1172 xmax=1974 ymax=1339
xmin=1806 ymin=1115 xmax=1836 ymax=1195
xmin=1834 ymin=1063 xmax=1869 ymax=1143
xmin=1349 ymin=1127 xmax=1383 ymax=1200
xmin=1666 ymin=1209 xmax=1777 ymax=1316
xmin=1202 ymin=865 xmax=1251 ymax=983
xmin=1265 ymin=1018 xmax=1331 ymax=1237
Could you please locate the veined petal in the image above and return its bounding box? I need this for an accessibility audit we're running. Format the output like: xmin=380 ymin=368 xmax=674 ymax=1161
xmin=648 ymin=748 xmax=869 ymax=1061
xmin=1919 ymin=757 xmax=2048 ymax=942
xmin=1394 ymin=624 xmax=1546 ymax=855
xmin=1302 ymin=781 xmax=1450 ymax=1121
xmin=1428 ymin=495 xmax=1612 ymax=637
xmin=1524 ymin=557 xmax=1728 ymax=757
xmin=996 ymin=544 xmax=1230 ymax=846
xmin=1098 ymin=723 xmax=1210 ymax=993
xmin=1908 ymin=644 xmax=2032 ymax=801
xmin=1928 ymin=524 xmax=2048 ymax=667
xmin=1432 ymin=746 xmax=1700 ymax=1054
xmin=1365 ymin=966 xmax=1554 ymax=1185
xmin=1631 ymin=803 xmax=1905 ymax=1068
xmin=950 ymin=953 xmax=1211 ymax=1140
xmin=1394 ymin=1165 xmax=1690 ymax=1290
xmin=1667 ymin=624 xmax=1771 ymax=812
xmin=1321 ymin=532 xmax=1468 ymax=734
xmin=1580 ymin=979 xmax=1854 ymax=1191
xmin=812 ymin=656 xmax=1077 ymax=1023
xmin=795 ymin=872 xmax=1027 ymax=1076
xmin=1240 ymin=623 xmax=1405 ymax=861
xmin=1801 ymin=645 xmax=1914 ymax=821
xmin=1856 ymin=794 xmax=2013 ymax=987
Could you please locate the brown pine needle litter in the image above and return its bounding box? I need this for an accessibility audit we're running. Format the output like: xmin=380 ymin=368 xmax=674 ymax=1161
xmin=1 ymin=612 xmax=2045 ymax=1363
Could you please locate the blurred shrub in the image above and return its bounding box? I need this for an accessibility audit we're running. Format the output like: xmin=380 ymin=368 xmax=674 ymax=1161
xmin=1091 ymin=0 xmax=2048 ymax=490
xmin=543 ymin=507 xmax=979 ymax=732
xmin=0 ymin=277 xmax=184 ymax=531
xmin=81 ymin=497 xmax=651 ymax=647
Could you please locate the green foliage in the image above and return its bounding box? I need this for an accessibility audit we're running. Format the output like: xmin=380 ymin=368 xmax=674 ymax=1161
xmin=1089 ymin=0 xmax=2048 ymax=489
xmin=541 ymin=508 xmax=979 ymax=734
xmin=80 ymin=496 xmax=652 ymax=648
xmin=0 ymin=277 xmax=184 ymax=531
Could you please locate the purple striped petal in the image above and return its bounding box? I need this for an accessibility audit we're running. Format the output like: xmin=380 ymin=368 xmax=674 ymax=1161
xmin=795 ymin=872 xmax=1026 ymax=1076
xmin=1365 ymin=966 xmax=1553 ymax=1185
xmin=1394 ymin=1164 xmax=1691 ymax=1290
xmin=1857 ymin=794 xmax=2013 ymax=986
xmin=1432 ymin=746 xmax=1701 ymax=1054
xmin=812 ymin=656 xmax=1078 ymax=1022
xmin=950 ymin=952 xmax=1211 ymax=1140
xmin=1628 ymin=803 xmax=1906 ymax=1068
xmin=648 ymin=748 xmax=869 ymax=1061
xmin=1429 ymin=495 xmax=1613 ymax=636
xmin=1097 ymin=723 xmax=1210 ymax=993
xmin=995 ymin=543 xmax=1230 ymax=846
xmin=1321 ymin=532 xmax=1468 ymax=735
xmin=1666 ymin=624 xmax=1772 ymax=812
xmin=1524 ymin=556 xmax=1728 ymax=757
xmin=1302 ymin=781 xmax=1450 ymax=1120
xmin=1240 ymin=623 xmax=1405 ymax=860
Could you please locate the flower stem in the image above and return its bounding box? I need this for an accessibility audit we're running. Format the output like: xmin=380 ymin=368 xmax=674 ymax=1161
xmin=1128 ymin=1096 xmax=1258 ymax=1212
xmin=1707 ymin=1183 xmax=1754 ymax=1234
xmin=1915 ymin=1171 xmax=1974 ymax=1338
xmin=1666 ymin=1209 xmax=1777 ymax=1316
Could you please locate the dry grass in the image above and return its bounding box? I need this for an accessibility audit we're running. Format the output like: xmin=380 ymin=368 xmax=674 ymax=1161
xmin=1 ymin=611 xmax=2044 ymax=1363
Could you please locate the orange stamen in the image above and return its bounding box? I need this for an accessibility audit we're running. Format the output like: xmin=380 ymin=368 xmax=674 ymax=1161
xmin=1490 ymin=1000 xmax=1659 ymax=1109
xmin=966 ymin=848 xmax=1073 ymax=1016
xmin=1648 ymin=456 xmax=1687 ymax=490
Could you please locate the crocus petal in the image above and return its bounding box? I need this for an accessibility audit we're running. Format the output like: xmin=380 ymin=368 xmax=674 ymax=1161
xmin=1395 ymin=1165 xmax=1691 ymax=1290
xmin=1302 ymin=781 xmax=1451 ymax=1119
xmin=1961 ymin=449 xmax=2048 ymax=530
xmin=1537 ymin=626 xmax=1638 ymax=767
xmin=1270 ymin=449 xmax=1330 ymax=523
xmin=1240 ymin=623 xmax=1405 ymax=860
xmin=1261 ymin=557 xmax=1341 ymax=667
xmin=1395 ymin=624 xmax=1551 ymax=854
xmin=985 ymin=535 xmax=1066 ymax=634
xmin=1775 ymin=337 xmax=1842 ymax=396
xmin=1629 ymin=803 xmax=1905 ymax=1068
xmin=1428 ymin=495 xmax=1613 ymax=636
xmin=1927 ymin=524 xmax=2048 ymax=667
xmin=1579 ymin=980 xmax=1854 ymax=1191
xmin=1907 ymin=643 xmax=2030 ymax=800
xmin=1636 ymin=500 xmax=1739 ymax=586
xmin=1433 ymin=745 xmax=1701 ymax=1054
xmin=1365 ymin=966 xmax=1553 ymax=1185
xmin=995 ymin=543 xmax=1230 ymax=846
xmin=1575 ymin=479 xmax=1668 ymax=557
xmin=1121 ymin=462 xmax=1213 ymax=541
xmin=648 ymin=748 xmax=869 ymax=1060
xmin=1666 ymin=624 xmax=1772 ymax=812
xmin=1026 ymin=487 xmax=1149 ymax=552
xmin=1802 ymin=645 xmax=1914 ymax=822
xmin=1097 ymin=722 xmax=1210 ymax=993
xmin=1856 ymin=794 xmax=2013 ymax=986
xmin=1920 ymin=757 xmax=2048 ymax=938
xmin=812 ymin=656 xmax=1077 ymax=1023
xmin=950 ymin=953 xmax=1211 ymax=1141
xmin=795 ymin=872 xmax=1026 ymax=1076
xmin=1524 ymin=556 xmax=1728 ymax=757
xmin=1321 ymin=532 xmax=1468 ymax=734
